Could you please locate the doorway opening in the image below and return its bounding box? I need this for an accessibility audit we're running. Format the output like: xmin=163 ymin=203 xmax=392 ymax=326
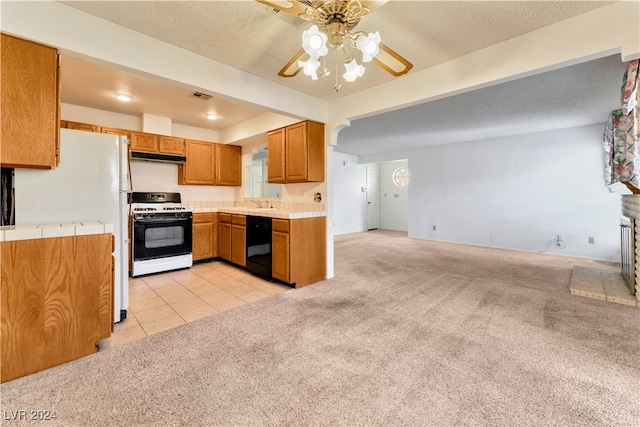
xmin=364 ymin=159 xmax=408 ymax=232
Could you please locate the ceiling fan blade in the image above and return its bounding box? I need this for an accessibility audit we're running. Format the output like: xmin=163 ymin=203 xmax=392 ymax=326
xmin=372 ymin=42 xmax=413 ymax=77
xmin=256 ymin=0 xmax=311 ymax=17
xmin=278 ymin=49 xmax=308 ymax=78
xmin=360 ymin=0 xmax=389 ymax=13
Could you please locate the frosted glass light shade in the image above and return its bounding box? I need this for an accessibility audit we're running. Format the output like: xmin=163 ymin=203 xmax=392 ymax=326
xmin=302 ymin=25 xmax=328 ymax=58
xmin=343 ymin=59 xmax=365 ymax=82
xmin=298 ymin=57 xmax=321 ymax=80
xmin=356 ymin=32 xmax=381 ymax=62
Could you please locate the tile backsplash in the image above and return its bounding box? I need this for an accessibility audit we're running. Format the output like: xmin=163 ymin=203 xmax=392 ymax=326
xmin=184 ymin=199 xmax=325 ymax=212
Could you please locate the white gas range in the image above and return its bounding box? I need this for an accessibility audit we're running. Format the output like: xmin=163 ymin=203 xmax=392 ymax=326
xmin=130 ymin=192 xmax=193 ymax=277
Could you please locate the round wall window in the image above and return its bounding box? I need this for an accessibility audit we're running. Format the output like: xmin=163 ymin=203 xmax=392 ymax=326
xmin=393 ymin=167 xmax=409 ymax=187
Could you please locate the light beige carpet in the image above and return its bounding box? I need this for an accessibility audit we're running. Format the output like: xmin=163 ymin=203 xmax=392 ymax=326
xmin=1 ymin=230 xmax=639 ymax=426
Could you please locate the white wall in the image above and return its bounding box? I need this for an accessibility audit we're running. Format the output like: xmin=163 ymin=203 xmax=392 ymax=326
xmin=356 ymin=124 xmax=625 ymax=261
xmin=130 ymin=161 xmax=237 ymax=202
xmin=379 ymin=160 xmax=409 ymax=232
xmin=62 ymin=103 xmax=141 ymax=130
xmin=333 ymin=152 xmax=367 ymax=235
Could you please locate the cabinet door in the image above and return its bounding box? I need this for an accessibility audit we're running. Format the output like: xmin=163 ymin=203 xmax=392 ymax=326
xmin=218 ymin=223 xmax=232 ymax=261
xmin=44 ymin=234 xmax=111 ymax=370
xmin=272 ymin=231 xmax=290 ymax=283
xmin=215 ymin=144 xmax=242 ymax=186
xmin=231 ymin=224 xmax=246 ymax=267
xmin=159 ymin=136 xmax=185 ymax=156
xmin=63 ymin=120 xmax=101 ymax=132
xmin=1 ymin=239 xmax=47 ymax=382
xmin=179 ymin=140 xmax=215 ymax=185
xmin=101 ymin=127 xmax=131 ymax=139
xmin=285 ymin=122 xmax=308 ymax=182
xmin=130 ymin=131 xmax=159 ymax=153
xmin=192 ymin=221 xmax=214 ymax=261
xmin=1 ymin=34 xmax=59 ymax=169
xmin=267 ymin=128 xmax=286 ymax=183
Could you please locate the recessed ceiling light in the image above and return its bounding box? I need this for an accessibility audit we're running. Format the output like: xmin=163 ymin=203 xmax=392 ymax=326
xmin=207 ymin=113 xmax=218 ymax=120
xmin=114 ymin=93 xmax=133 ymax=102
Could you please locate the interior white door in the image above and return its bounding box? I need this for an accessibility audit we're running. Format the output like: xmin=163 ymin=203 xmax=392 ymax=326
xmin=366 ymin=165 xmax=379 ymax=230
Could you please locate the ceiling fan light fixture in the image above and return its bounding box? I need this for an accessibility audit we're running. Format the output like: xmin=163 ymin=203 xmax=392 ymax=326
xmin=356 ymin=31 xmax=381 ymax=62
xmin=343 ymin=58 xmax=365 ymax=82
xmin=302 ymin=25 xmax=328 ymax=58
xmin=298 ymin=56 xmax=321 ymax=80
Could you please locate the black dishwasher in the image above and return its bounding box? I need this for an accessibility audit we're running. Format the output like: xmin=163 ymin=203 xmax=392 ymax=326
xmin=246 ymin=216 xmax=272 ymax=279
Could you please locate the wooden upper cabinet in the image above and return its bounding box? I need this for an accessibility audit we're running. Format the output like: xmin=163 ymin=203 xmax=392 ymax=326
xmin=215 ymin=144 xmax=242 ymax=186
xmin=178 ymin=139 xmax=215 ymax=185
xmin=267 ymin=121 xmax=324 ymax=183
xmin=62 ymin=120 xmax=101 ymax=132
xmin=1 ymin=33 xmax=60 ymax=169
xmin=129 ymin=131 xmax=159 ymax=153
xmin=285 ymin=122 xmax=310 ymax=182
xmin=101 ymin=126 xmax=131 ymax=139
xmin=267 ymin=128 xmax=286 ymax=183
xmin=159 ymin=136 xmax=185 ymax=156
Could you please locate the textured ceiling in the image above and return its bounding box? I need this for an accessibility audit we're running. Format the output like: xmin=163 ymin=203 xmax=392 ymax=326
xmin=336 ymin=55 xmax=628 ymax=156
xmin=59 ymin=0 xmax=614 ymax=100
xmin=47 ymin=1 xmax=626 ymax=153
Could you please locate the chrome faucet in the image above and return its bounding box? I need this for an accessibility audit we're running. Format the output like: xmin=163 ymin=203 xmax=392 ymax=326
xmin=251 ymin=199 xmax=263 ymax=208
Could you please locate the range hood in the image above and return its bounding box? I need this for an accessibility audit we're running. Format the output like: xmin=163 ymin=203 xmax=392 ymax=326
xmin=130 ymin=151 xmax=186 ymax=164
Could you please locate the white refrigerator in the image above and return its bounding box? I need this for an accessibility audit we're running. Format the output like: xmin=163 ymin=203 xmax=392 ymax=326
xmin=14 ymin=129 xmax=130 ymax=323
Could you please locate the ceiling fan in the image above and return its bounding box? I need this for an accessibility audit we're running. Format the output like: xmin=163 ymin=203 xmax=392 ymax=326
xmin=258 ymin=0 xmax=413 ymax=92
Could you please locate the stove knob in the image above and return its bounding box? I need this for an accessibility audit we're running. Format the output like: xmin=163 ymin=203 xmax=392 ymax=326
xmin=148 ymin=212 xmax=155 ymax=218
xmin=180 ymin=212 xmax=187 ymax=218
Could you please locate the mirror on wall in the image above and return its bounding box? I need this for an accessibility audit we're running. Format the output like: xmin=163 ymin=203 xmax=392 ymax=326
xmin=250 ymin=147 xmax=282 ymax=198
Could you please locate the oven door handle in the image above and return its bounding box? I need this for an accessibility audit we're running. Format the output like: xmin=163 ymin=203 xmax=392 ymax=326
xmin=134 ymin=217 xmax=189 ymax=224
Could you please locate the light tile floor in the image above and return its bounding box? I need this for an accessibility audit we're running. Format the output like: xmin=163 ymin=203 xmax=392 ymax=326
xmin=570 ymin=266 xmax=638 ymax=307
xmin=98 ymin=261 xmax=290 ymax=349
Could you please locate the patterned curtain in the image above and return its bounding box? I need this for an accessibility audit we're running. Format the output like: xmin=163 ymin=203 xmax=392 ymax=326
xmin=605 ymin=59 xmax=640 ymax=189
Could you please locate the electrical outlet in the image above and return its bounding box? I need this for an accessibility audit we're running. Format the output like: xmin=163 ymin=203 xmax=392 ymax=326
xmin=588 ymin=237 xmax=595 ymax=244
xmin=432 ymin=225 xmax=436 ymax=231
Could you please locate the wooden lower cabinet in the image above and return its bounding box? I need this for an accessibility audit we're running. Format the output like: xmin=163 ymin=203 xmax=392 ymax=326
xmin=218 ymin=213 xmax=232 ymax=261
xmin=1 ymin=234 xmax=113 ymax=383
xmin=215 ymin=213 xmax=325 ymax=288
xmin=272 ymin=229 xmax=290 ymax=283
xmin=231 ymin=223 xmax=246 ymax=267
xmin=192 ymin=213 xmax=218 ymax=261
xmin=272 ymin=217 xmax=325 ymax=288
xmin=218 ymin=214 xmax=246 ymax=266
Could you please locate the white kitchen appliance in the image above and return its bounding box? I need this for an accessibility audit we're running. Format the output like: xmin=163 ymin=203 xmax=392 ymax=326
xmin=130 ymin=192 xmax=193 ymax=277
xmin=13 ymin=129 xmax=130 ymax=323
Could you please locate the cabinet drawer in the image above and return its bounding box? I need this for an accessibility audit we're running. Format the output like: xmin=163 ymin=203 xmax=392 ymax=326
xmin=219 ymin=213 xmax=232 ymax=224
xmin=272 ymin=219 xmax=290 ymax=233
xmin=232 ymin=215 xmax=246 ymax=226
xmin=193 ymin=212 xmax=215 ymax=223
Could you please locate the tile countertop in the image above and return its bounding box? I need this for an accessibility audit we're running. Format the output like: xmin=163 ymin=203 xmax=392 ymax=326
xmin=192 ymin=207 xmax=326 ymax=219
xmin=0 ymin=221 xmax=114 ymax=242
